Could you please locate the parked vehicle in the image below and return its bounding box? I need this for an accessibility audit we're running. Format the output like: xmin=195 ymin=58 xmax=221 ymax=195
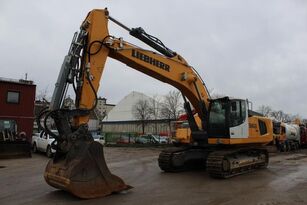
xmin=32 ymin=130 xmax=57 ymax=157
xmin=135 ymin=134 xmax=168 ymax=144
xmin=152 ymin=135 xmax=169 ymax=144
xmin=91 ymin=131 xmax=105 ymax=145
xmin=134 ymin=137 xmax=147 ymax=144
xmin=300 ymin=125 xmax=307 ymax=147
xmin=116 ymin=135 xmax=135 ymax=144
xmin=273 ymin=122 xmax=301 ymax=151
xmin=135 ymin=135 xmax=155 ymax=144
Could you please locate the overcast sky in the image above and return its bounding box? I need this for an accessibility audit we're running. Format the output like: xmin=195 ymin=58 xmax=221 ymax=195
xmin=0 ymin=0 xmax=306 ymax=117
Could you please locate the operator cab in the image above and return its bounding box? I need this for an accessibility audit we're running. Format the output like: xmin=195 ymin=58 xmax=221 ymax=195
xmin=207 ymin=97 xmax=249 ymax=139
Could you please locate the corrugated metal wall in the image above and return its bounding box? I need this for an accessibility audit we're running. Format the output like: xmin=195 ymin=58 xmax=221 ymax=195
xmin=102 ymin=121 xmax=171 ymax=135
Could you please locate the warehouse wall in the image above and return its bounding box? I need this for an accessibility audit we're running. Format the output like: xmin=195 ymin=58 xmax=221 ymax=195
xmin=102 ymin=120 xmax=173 ymax=135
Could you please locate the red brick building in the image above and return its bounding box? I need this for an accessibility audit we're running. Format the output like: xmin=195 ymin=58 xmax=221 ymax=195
xmin=0 ymin=78 xmax=36 ymax=142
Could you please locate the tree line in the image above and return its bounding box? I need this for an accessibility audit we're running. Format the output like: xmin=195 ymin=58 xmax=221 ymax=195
xmin=132 ymin=90 xmax=184 ymax=134
xmin=257 ymin=105 xmax=306 ymax=123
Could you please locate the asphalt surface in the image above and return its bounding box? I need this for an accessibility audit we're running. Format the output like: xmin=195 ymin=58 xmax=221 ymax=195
xmin=1 ymin=147 xmax=307 ymax=205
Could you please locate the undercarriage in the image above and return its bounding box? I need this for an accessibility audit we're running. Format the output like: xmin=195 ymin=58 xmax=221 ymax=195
xmin=158 ymin=145 xmax=269 ymax=178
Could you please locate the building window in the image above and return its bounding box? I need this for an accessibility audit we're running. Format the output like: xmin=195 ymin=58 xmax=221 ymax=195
xmin=7 ymin=91 xmax=20 ymax=103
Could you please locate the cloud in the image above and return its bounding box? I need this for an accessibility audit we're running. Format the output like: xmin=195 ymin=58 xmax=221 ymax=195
xmin=0 ymin=0 xmax=306 ymax=117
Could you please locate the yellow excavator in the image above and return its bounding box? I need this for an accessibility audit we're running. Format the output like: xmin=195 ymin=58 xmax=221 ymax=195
xmin=40 ymin=8 xmax=273 ymax=199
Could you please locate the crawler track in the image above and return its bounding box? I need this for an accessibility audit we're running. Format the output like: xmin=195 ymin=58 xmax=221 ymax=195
xmin=158 ymin=147 xmax=208 ymax=172
xmin=158 ymin=147 xmax=188 ymax=172
xmin=159 ymin=146 xmax=269 ymax=179
xmin=207 ymin=148 xmax=269 ymax=178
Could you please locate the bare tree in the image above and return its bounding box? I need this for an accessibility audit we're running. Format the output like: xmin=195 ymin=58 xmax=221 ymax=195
xmin=36 ymin=86 xmax=50 ymax=102
xmin=270 ymin=110 xmax=282 ymax=121
xmin=290 ymin=114 xmax=302 ymax=124
xmin=132 ymin=99 xmax=151 ymax=134
xmin=283 ymin=113 xmax=292 ymax=123
xmin=160 ymin=90 xmax=184 ymax=131
xmin=270 ymin=110 xmax=292 ymax=122
xmin=148 ymin=95 xmax=161 ymax=134
xmin=160 ymin=90 xmax=184 ymax=120
xmin=257 ymin=105 xmax=272 ymax=117
xmin=257 ymin=104 xmax=303 ymax=124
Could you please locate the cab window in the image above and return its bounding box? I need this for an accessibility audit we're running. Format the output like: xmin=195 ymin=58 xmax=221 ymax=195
xmin=229 ymin=100 xmax=246 ymax=127
xmin=209 ymin=101 xmax=226 ymax=125
xmin=208 ymin=100 xmax=228 ymax=137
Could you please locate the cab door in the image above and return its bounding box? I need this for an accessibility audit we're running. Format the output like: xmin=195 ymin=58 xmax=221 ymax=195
xmin=229 ymin=100 xmax=249 ymax=139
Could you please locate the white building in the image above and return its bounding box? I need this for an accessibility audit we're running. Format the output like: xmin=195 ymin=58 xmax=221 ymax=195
xmin=102 ymin=91 xmax=173 ymax=135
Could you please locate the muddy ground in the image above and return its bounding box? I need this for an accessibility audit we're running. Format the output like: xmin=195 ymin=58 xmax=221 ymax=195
xmin=1 ymin=147 xmax=307 ymax=205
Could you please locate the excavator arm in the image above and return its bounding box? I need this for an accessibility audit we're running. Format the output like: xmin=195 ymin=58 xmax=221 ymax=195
xmin=42 ymin=9 xmax=211 ymax=199
xmin=50 ymin=9 xmax=210 ymax=141
xmin=79 ymin=9 xmax=209 ymax=125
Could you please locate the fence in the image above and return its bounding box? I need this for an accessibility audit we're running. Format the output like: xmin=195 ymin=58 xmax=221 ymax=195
xmin=104 ymin=132 xmax=138 ymax=144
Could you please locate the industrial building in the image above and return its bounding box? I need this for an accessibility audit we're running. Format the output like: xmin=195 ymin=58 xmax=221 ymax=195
xmin=102 ymin=91 xmax=173 ymax=135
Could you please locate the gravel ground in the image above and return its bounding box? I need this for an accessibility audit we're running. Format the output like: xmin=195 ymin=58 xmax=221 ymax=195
xmin=1 ymin=147 xmax=307 ymax=205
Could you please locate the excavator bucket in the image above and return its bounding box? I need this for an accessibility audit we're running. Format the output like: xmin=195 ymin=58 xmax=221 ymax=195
xmin=44 ymin=140 xmax=131 ymax=199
